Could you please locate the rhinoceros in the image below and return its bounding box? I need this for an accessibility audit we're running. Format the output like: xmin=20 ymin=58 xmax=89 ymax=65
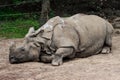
xmin=9 ymin=14 xmax=114 ymax=66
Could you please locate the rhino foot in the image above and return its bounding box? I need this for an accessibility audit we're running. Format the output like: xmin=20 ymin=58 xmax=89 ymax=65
xmin=52 ymin=55 xmax=63 ymax=66
xmin=102 ymin=47 xmax=111 ymax=54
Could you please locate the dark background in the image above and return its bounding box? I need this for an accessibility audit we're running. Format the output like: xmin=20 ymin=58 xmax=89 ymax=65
xmin=0 ymin=0 xmax=120 ymax=20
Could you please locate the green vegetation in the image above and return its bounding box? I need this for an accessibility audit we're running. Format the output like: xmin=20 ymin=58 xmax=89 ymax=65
xmin=0 ymin=7 xmax=56 ymax=39
xmin=0 ymin=0 xmax=119 ymax=39
xmin=0 ymin=19 xmax=39 ymax=38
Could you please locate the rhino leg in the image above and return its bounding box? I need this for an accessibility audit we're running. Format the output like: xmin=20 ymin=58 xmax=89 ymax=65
xmin=102 ymin=34 xmax=112 ymax=54
xmin=52 ymin=47 xmax=74 ymax=66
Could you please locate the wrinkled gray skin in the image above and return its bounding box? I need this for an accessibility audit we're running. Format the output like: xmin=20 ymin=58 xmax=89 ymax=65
xmin=9 ymin=14 xmax=114 ymax=66
xmin=9 ymin=39 xmax=40 ymax=63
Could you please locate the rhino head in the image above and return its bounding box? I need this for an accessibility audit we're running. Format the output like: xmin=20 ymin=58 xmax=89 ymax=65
xmin=9 ymin=18 xmax=57 ymax=64
xmin=9 ymin=27 xmax=43 ymax=64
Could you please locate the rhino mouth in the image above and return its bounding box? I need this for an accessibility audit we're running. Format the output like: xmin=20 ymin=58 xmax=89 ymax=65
xmin=9 ymin=59 xmax=17 ymax=64
xmin=9 ymin=57 xmax=19 ymax=64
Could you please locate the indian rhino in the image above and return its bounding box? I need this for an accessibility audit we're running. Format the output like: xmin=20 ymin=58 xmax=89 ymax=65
xmin=9 ymin=14 xmax=114 ymax=66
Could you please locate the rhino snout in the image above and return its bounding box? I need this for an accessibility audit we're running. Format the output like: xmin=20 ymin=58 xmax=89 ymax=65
xmin=9 ymin=56 xmax=18 ymax=64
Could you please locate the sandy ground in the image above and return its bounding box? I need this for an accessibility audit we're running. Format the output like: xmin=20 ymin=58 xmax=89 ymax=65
xmin=0 ymin=35 xmax=120 ymax=80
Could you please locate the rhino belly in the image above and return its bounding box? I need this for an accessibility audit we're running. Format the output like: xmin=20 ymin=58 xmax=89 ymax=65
xmin=76 ymin=39 xmax=104 ymax=58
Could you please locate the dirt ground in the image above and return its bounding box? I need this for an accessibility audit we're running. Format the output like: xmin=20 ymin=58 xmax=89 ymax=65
xmin=0 ymin=34 xmax=120 ymax=80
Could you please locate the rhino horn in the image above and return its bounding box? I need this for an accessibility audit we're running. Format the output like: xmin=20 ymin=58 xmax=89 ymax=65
xmin=25 ymin=27 xmax=35 ymax=38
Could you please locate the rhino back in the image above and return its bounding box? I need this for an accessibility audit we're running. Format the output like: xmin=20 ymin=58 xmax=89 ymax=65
xmin=74 ymin=15 xmax=107 ymax=48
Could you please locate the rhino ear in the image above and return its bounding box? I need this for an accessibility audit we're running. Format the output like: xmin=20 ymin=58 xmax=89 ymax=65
xmin=25 ymin=27 xmax=35 ymax=38
xmin=9 ymin=42 xmax=16 ymax=51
